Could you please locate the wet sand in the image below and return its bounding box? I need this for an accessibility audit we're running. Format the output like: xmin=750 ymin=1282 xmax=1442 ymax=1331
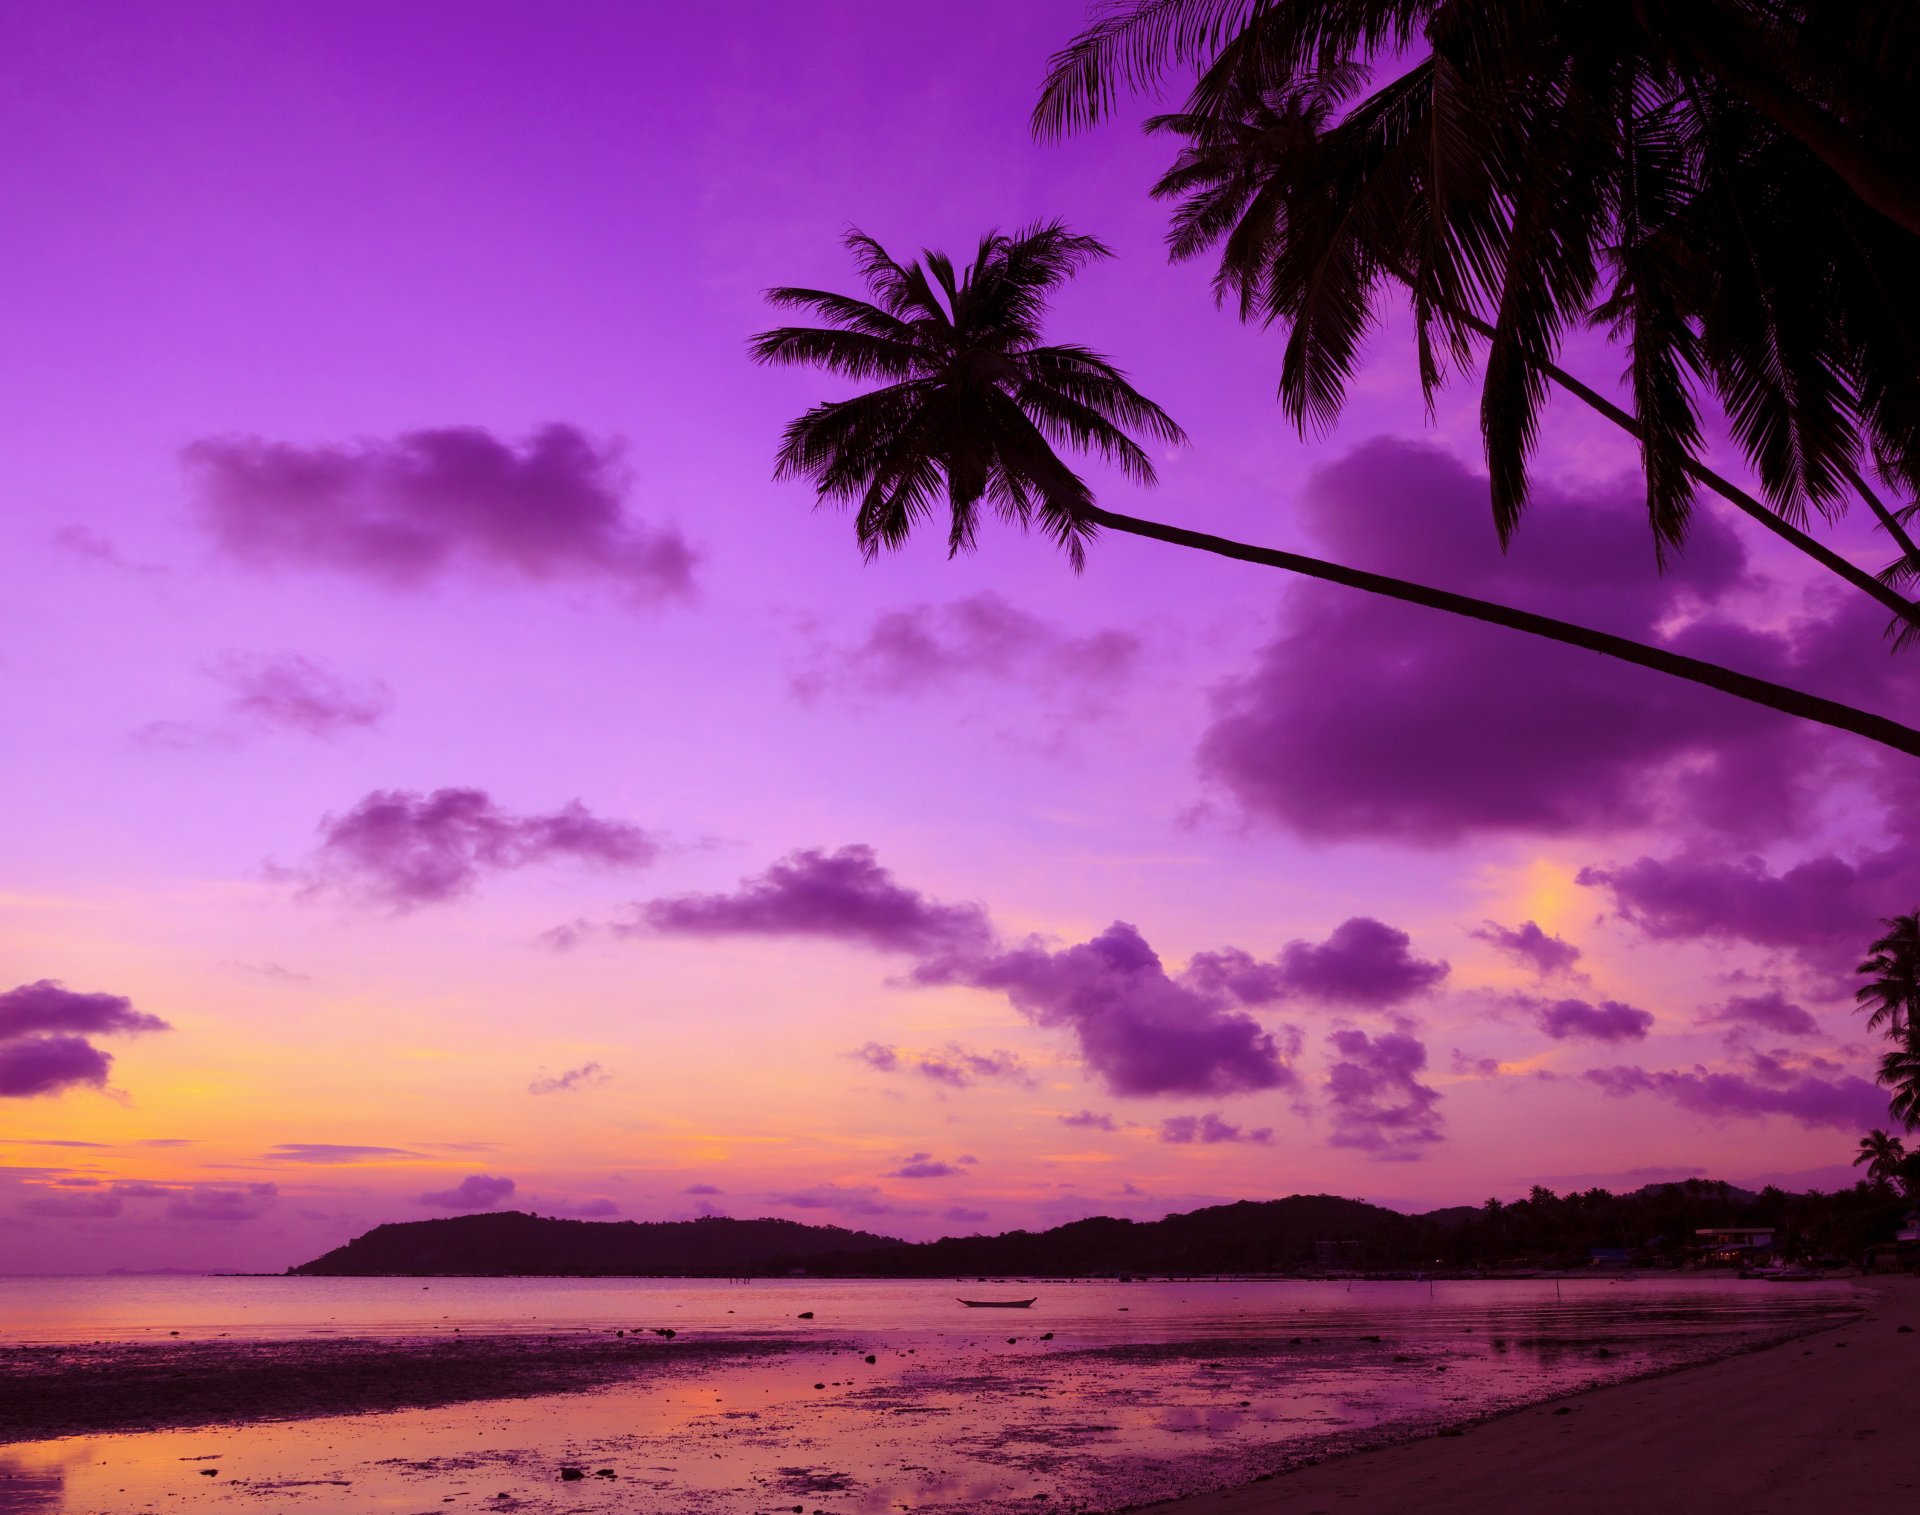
xmin=0 ymin=1331 xmax=818 ymax=1444
xmin=1143 ymin=1276 xmax=1919 ymax=1515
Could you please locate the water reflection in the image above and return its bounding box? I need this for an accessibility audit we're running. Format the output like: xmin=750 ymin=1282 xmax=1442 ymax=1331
xmin=0 ymin=1455 xmax=64 ymax=1514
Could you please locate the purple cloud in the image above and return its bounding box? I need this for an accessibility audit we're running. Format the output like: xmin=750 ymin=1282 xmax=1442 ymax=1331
xmin=1584 ymin=1065 xmax=1886 ymax=1130
xmin=528 ymin=1062 xmax=610 ymax=1095
xmin=1701 ymin=992 xmax=1821 ymax=1037
xmin=1578 ymin=840 xmax=1920 ymax=974
xmin=167 ymin=1183 xmax=278 ymax=1223
xmin=1528 ymin=997 xmax=1655 ymax=1043
xmin=942 ymin=1205 xmax=990 ymax=1224
xmin=1472 ymin=920 xmax=1583 ymax=977
xmin=536 ymin=1195 xmax=622 ymax=1218
xmin=213 ymin=652 xmax=392 ymax=738
xmin=186 ymin=423 xmax=694 ymax=600
xmin=1325 ymin=1029 xmax=1443 ymax=1159
xmin=1198 ymin=439 xmax=1912 ymax=848
xmin=1160 ymin=1112 xmax=1273 ymax=1144
xmin=917 ymin=922 xmax=1295 ymax=1098
xmin=794 ymin=592 xmax=1139 ymax=703
xmin=683 ymin=1183 xmax=723 ymax=1195
xmin=296 ymin=787 xmax=659 ymax=909
xmin=851 ymin=1042 xmax=901 ymax=1072
xmin=1057 ymin=1109 xmax=1118 ymax=1130
xmin=912 ymin=1044 xmax=1031 ymax=1088
xmin=265 ymin=1143 xmax=417 ymax=1163
xmin=20 ymin=1188 xmax=124 ymax=1218
xmin=886 ymin=1153 xmax=962 ymax=1179
xmin=637 ymin=845 xmax=992 ymax=956
xmin=1187 ymin=918 xmax=1448 ymax=1008
xmin=416 ymin=1174 xmax=517 ymax=1210
xmin=53 ymin=524 xmax=162 ymax=573
xmin=768 ymin=1182 xmax=897 ymax=1217
xmin=0 ymin=981 xmax=169 ymax=1040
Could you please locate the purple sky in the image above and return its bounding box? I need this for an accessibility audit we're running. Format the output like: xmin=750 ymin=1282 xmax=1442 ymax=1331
xmin=1 ymin=1 xmax=1911 ymax=1272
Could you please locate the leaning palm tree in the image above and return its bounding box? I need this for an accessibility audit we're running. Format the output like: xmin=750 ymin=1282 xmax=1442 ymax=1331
xmin=1854 ymin=1128 xmax=1907 ymax=1187
xmin=1033 ymin=2 xmax=1920 ymax=636
xmin=753 ymin=223 xmax=1920 ymax=757
xmin=1857 ymin=911 xmax=1920 ymax=1037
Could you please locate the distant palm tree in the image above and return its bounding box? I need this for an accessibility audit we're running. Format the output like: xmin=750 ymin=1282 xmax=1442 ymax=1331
xmin=753 ymin=224 xmax=1920 ymax=758
xmin=1857 ymin=911 xmax=1920 ymax=1037
xmin=1854 ymin=1128 xmax=1908 ymax=1186
xmin=1033 ymin=2 xmax=1920 ymax=635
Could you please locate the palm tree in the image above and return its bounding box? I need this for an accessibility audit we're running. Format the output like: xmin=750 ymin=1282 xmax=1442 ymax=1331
xmin=1857 ymin=911 xmax=1920 ymax=1037
xmin=1879 ymin=1038 xmax=1920 ymax=1133
xmin=1033 ymin=2 xmax=1920 ymax=634
xmin=754 ymin=224 xmax=1920 ymax=758
xmin=1853 ymin=1128 xmax=1907 ymax=1187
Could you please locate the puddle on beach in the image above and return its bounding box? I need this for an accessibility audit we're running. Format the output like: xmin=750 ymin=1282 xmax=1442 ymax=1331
xmin=0 ymin=1279 xmax=1860 ymax=1514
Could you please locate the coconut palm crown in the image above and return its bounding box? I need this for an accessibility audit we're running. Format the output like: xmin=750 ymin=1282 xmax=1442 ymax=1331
xmin=1857 ymin=910 xmax=1920 ymax=1038
xmin=749 ymin=222 xmax=1186 ymax=570
xmin=1854 ymin=1128 xmax=1907 ymax=1187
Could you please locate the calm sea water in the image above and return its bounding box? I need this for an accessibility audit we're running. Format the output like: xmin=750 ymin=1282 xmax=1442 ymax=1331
xmin=0 ymin=1275 xmax=1862 ymax=1514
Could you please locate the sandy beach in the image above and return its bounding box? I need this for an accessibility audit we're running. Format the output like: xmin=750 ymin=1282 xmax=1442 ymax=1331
xmin=1145 ymin=1276 xmax=1920 ymax=1515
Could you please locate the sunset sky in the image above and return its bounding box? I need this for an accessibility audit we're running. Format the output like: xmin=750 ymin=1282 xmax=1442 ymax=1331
xmin=4 ymin=0 xmax=1915 ymax=1275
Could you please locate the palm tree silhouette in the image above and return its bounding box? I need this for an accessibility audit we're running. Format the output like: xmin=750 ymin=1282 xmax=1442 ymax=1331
xmin=1854 ymin=1128 xmax=1908 ymax=1187
xmin=1857 ymin=912 xmax=1920 ymax=1037
xmin=754 ymin=224 xmax=1920 ymax=757
xmin=1033 ymin=2 xmax=1920 ymax=638
xmin=1879 ymin=1041 xmax=1920 ymax=1133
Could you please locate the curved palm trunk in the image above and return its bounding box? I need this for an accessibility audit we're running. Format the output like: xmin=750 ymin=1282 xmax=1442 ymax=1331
xmin=1431 ymin=297 xmax=1920 ymax=635
xmin=1086 ymin=505 xmax=1920 ymax=759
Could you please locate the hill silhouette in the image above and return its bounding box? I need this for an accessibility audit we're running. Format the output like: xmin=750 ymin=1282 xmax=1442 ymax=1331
xmin=290 ymin=1212 xmax=901 ymax=1277
xmin=288 ymin=1179 xmax=1913 ymax=1277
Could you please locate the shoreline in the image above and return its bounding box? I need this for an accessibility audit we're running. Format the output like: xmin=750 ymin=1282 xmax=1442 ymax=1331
xmin=1134 ymin=1276 xmax=1915 ymax=1515
xmin=0 ymin=1330 xmax=824 ymax=1445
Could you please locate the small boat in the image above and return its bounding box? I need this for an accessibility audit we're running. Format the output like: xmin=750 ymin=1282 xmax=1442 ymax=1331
xmin=958 ymin=1297 xmax=1037 ymax=1308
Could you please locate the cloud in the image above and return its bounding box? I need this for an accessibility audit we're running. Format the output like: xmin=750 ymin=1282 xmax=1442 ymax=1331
xmin=1578 ymin=839 xmax=1920 ymax=975
xmin=528 ymin=1062 xmax=610 ymax=1096
xmin=264 ymin=1143 xmax=418 ymax=1163
xmin=1583 ymin=1065 xmax=1886 ymax=1130
xmin=167 ymin=1183 xmax=278 ymax=1223
xmin=20 ymin=1188 xmax=125 ymax=1218
xmin=1197 ymin=438 xmax=1912 ymax=849
xmin=293 ymin=787 xmax=659 ymax=910
xmin=683 ymin=1183 xmax=723 ymax=1195
xmin=415 ymin=1174 xmax=517 ymax=1210
xmin=1159 ymin=1112 xmax=1273 ymax=1144
xmin=767 ymin=1182 xmax=898 ymax=1217
xmin=885 ymin=1154 xmax=962 ymax=1179
xmin=1525 ymin=996 xmax=1656 ymax=1043
xmin=0 ymin=981 xmax=169 ymax=1099
xmin=0 ymin=981 xmax=170 ymax=1040
xmin=1472 ymin=920 xmax=1583 ymax=978
xmin=1057 ymin=1109 xmax=1118 ymax=1130
xmin=851 ymin=1042 xmax=900 ymax=1072
xmin=185 ymin=423 xmax=694 ymax=600
xmin=533 ymin=1195 xmax=622 ymax=1218
xmin=1701 ymin=991 xmax=1821 ymax=1037
xmin=793 ymin=592 xmax=1139 ymax=707
xmin=636 ymin=845 xmax=992 ymax=957
xmin=917 ymin=922 xmax=1296 ymax=1098
xmin=52 ymin=525 xmax=162 ymax=573
xmin=1186 ymin=918 xmax=1448 ymax=1008
xmin=1324 ymin=1029 xmax=1444 ymax=1159
xmin=942 ymin=1205 xmax=990 ymax=1224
